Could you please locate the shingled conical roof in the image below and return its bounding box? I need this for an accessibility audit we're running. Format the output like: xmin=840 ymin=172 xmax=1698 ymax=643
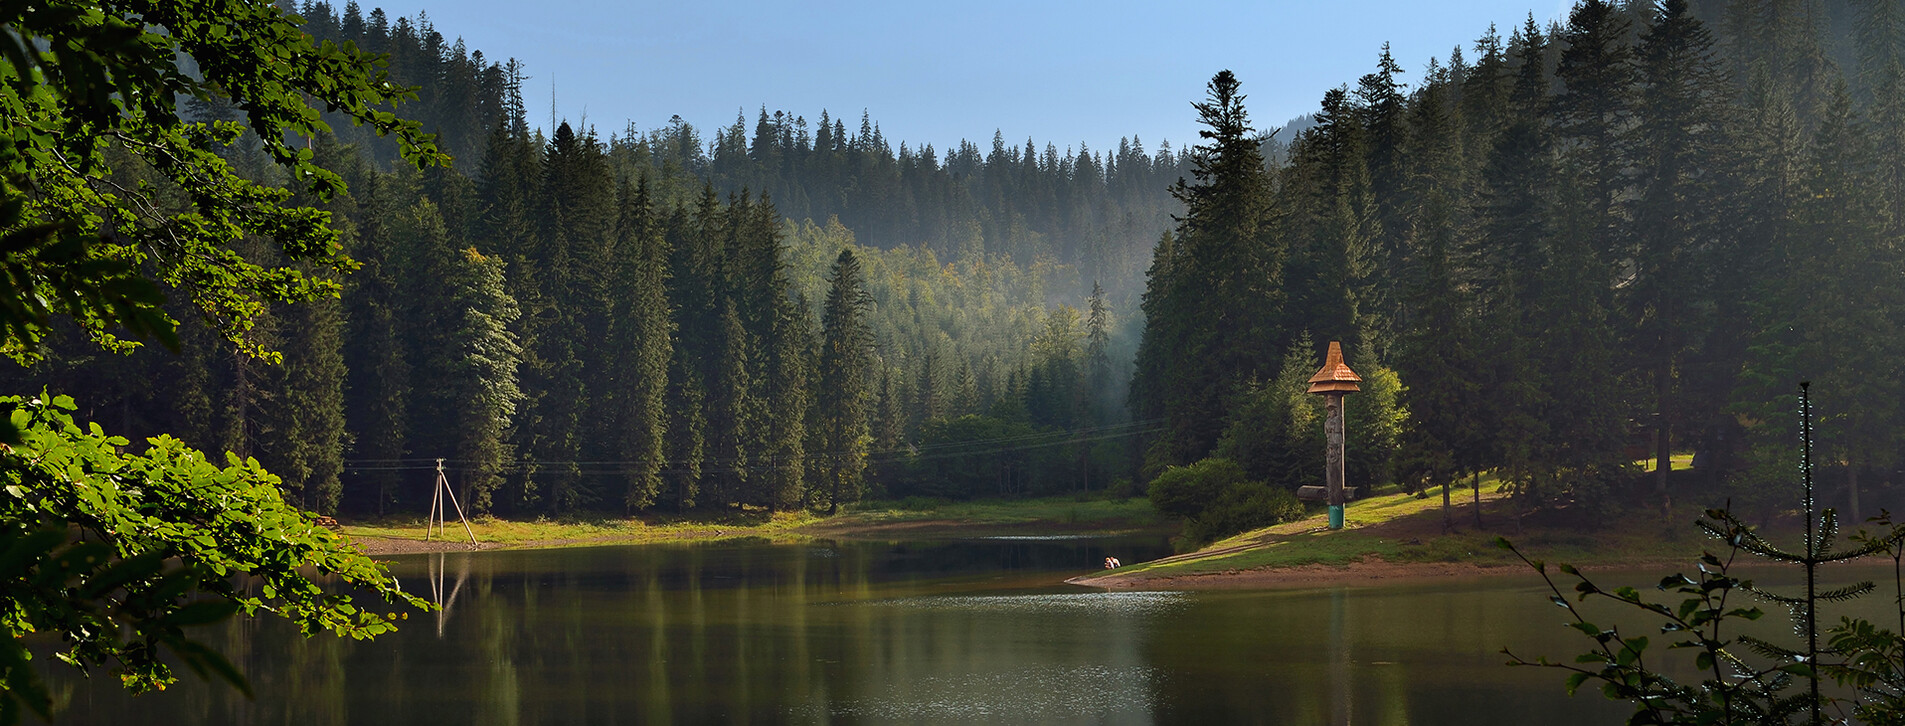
xmin=1306 ymin=341 xmax=1361 ymax=394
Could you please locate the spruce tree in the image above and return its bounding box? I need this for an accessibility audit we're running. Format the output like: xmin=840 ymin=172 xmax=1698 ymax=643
xmin=606 ymin=177 xmax=673 ymax=511
xmin=1469 ymin=18 xmax=1555 ymax=525
xmin=1625 ymin=0 xmax=1729 ymax=512
xmin=812 ymin=249 xmax=874 ymax=512
xmin=1084 ymin=282 xmax=1113 ymax=426
xmin=341 ymin=176 xmax=410 ymax=515
xmin=1394 ymin=71 xmax=1483 ymax=531
xmin=1130 ymin=71 xmax=1280 ymax=473
xmin=398 ymin=200 xmax=522 ymax=513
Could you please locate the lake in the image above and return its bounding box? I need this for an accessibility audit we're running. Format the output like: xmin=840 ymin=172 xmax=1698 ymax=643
xmin=49 ymin=534 xmax=1878 ymax=725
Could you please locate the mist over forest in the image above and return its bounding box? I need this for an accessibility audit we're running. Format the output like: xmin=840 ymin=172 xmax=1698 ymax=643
xmin=8 ymin=0 xmax=1903 ymax=534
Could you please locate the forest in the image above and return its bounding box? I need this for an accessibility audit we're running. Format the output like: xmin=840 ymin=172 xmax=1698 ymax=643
xmin=0 ymin=0 xmax=1187 ymax=518
xmin=6 ymin=0 xmax=1903 ymax=534
xmin=1134 ymin=0 xmax=1905 ymax=533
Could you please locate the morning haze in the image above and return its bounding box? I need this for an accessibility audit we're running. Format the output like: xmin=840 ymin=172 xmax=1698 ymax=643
xmin=4 ymin=0 xmax=1904 ymax=724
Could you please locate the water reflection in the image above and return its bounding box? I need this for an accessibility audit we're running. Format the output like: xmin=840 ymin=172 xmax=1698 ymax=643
xmin=426 ymin=551 xmax=470 ymax=637
xmin=43 ymin=537 xmax=1673 ymax=725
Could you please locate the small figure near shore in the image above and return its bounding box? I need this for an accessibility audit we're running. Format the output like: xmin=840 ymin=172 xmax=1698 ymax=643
xmin=1103 ymin=556 xmax=1122 ymax=569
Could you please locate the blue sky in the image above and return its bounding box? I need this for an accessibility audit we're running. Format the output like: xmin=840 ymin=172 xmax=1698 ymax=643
xmin=369 ymin=0 xmax=1572 ymax=154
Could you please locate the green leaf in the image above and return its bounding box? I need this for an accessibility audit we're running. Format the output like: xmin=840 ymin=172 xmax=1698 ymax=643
xmin=1565 ymin=672 xmax=1591 ymax=696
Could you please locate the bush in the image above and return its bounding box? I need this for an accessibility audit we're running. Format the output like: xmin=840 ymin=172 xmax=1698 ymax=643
xmin=1149 ymin=457 xmax=1306 ymax=547
xmin=1147 ymin=458 xmax=1251 ymax=518
xmin=1184 ymin=483 xmax=1305 ymax=546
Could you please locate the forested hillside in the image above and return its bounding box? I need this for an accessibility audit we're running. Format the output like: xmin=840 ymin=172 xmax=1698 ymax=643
xmin=287 ymin=2 xmax=1193 ymax=306
xmin=1135 ymin=0 xmax=1905 ymax=529
xmin=9 ymin=0 xmax=1901 ymax=529
xmin=0 ymin=0 xmax=1177 ymax=517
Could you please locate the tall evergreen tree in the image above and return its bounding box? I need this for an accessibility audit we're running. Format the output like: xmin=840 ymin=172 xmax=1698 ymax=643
xmin=1084 ymin=282 xmax=1113 ymax=426
xmin=811 ymin=249 xmax=874 ymax=512
xmin=1130 ymin=71 xmax=1281 ymax=473
xmin=1624 ymin=0 xmax=1729 ymax=512
xmin=341 ymin=176 xmax=410 ymax=515
xmin=398 ymin=200 xmax=523 ymax=512
xmin=605 ymin=176 xmax=673 ymax=510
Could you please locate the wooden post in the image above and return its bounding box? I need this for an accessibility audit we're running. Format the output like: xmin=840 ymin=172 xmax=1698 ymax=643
xmin=1325 ymin=392 xmax=1347 ymax=529
xmin=426 ymin=459 xmax=444 ymax=541
xmin=1307 ymin=342 xmax=1361 ymax=531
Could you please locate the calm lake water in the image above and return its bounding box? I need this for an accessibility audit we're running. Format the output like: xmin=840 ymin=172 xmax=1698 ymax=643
xmin=47 ymin=535 xmax=1888 ymax=725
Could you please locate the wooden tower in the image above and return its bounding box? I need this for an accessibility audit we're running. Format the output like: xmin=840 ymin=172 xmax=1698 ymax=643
xmin=1306 ymin=341 xmax=1361 ymax=530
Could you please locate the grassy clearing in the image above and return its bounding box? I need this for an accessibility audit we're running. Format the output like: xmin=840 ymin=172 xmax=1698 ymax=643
xmin=833 ymin=495 xmax=1165 ymax=529
xmin=1639 ymin=452 xmax=1697 ymax=473
xmin=1091 ymin=477 xmax=1711 ymax=581
xmin=341 ymin=508 xmax=824 ymax=548
xmin=340 ymin=494 xmax=1164 ymax=550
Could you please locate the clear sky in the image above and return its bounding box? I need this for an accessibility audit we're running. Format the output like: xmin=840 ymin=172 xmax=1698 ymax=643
xmin=367 ymin=0 xmax=1572 ymax=155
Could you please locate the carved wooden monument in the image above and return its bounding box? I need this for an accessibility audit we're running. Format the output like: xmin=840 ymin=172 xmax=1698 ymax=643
xmin=1305 ymin=341 xmax=1361 ymax=530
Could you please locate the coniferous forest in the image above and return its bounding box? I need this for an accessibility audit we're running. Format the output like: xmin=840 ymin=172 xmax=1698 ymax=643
xmin=1136 ymin=0 xmax=1905 ymax=532
xmin=8 ymin=0 xmax=1904 ymax=533
xmin=4 ymin=0 xmax=1192 ymax=518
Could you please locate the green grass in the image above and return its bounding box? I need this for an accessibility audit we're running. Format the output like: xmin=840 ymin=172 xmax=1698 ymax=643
xmin=1640 ymin=452 xmax=1697 ymax=473
xmin=835 ymin=494 xmax=1165 ymax=530
xmin=341 ymin=508 xmax=824 ymax=548
xmin=1089 ymin=475 xmax=1716 ymax=581
xmin=341 ymin=495 xmax=1164 ymax=550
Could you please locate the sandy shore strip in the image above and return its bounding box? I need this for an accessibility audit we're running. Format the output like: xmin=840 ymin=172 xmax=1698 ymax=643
xmin=1067 ymin=557 xmax=1530 ymax=590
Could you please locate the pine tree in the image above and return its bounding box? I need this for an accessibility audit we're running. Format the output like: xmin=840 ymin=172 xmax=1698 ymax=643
xmin=1625 ymin=0 xmax=1729 ymax=513
xmin=340 ymin=176 xmax=409 ymax=515
xmin=811 ymin=249 xmax=874 ymax=512
xmin=1394 ymin=70 xmax=1483 ymax=531
xmin=1130 ymin=71 xmax=1281 ymax=473
xmin=1084 ymin=282 xmax=1113 ymax=426
xmin=398 ymin=200 xmax=522 ymax=513
xmin=605 ymin=176 xmax=673 ymax=511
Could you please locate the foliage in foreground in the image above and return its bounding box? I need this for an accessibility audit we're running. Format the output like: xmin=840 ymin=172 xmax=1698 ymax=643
xmin=0 ymin=395 xmax=426 ymax=723
xmin=1 ymin=0 xmax=446 ymax=721
xmin=1504 ymin=385 xmax=1905 ymax=725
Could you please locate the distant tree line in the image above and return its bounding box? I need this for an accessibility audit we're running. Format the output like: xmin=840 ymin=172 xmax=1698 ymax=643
xmin=0 ymin=0 xmax=1166 ymax=516
xmin=1135 ymin=0 xmax=1905 ymax=527
xmin=286 ymin=0 xmax=1194 ymax=307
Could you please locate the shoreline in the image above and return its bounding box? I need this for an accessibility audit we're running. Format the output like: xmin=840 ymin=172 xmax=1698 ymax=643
xmin=1064 ymin=555 xmax=1712 ymax=591
xmin=342 ymin=497 xmax=1172 ymax=556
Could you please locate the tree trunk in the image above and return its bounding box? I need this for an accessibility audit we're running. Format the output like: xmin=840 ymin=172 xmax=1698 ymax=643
xmin=1655 ymin=364 xmax=1672 ymax=521
xmin=1513 ymin=490 xmax=1523 ymax=535
xmin=1849 ymin=462 xmax=1862 ymax=524
xmin=1442 ymin=471 xmax=1453 ymax=533
xmin=1472 ymin=470 xmax=1483 ymax=529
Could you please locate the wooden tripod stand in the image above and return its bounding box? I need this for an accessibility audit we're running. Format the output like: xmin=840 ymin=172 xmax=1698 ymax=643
xmin=426 ymin=458 xmax=478 ymax=548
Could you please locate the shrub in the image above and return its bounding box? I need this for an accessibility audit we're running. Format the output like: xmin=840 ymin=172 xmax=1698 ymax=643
xmin=1147 ymin=458 xmax=1251 ymax=518
xmin=1184 ymin=483 xmax=1304 ymax=546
